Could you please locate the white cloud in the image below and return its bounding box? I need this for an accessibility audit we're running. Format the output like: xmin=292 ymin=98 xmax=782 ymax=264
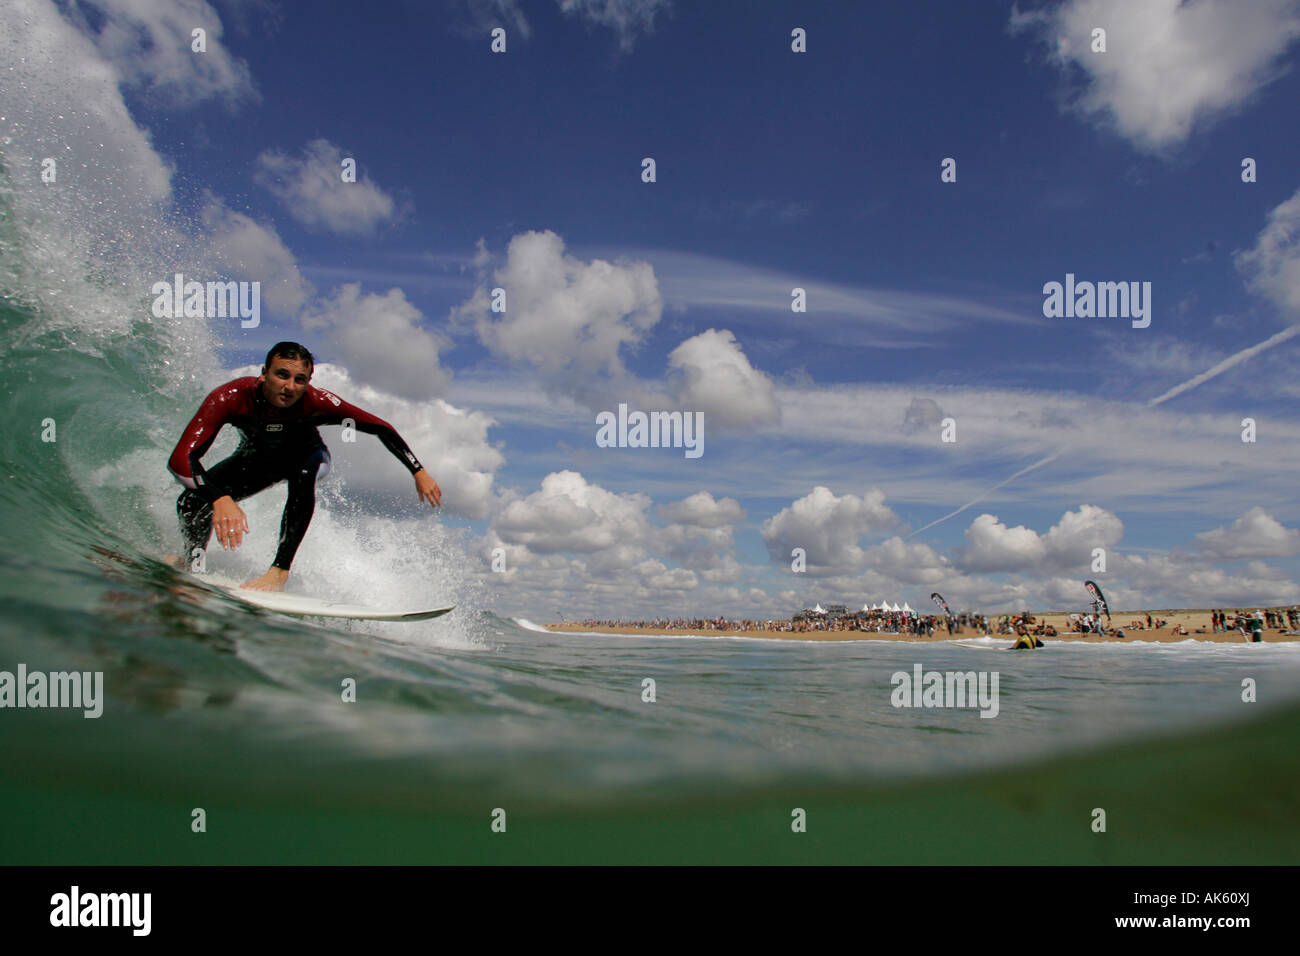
xmin=72 ymin=0 xmax=257 ymax=107
xmin=1042 ymin=504 xmax=1126 ymax=566
xmin=862 ymin=537 xmax=951 ymax=586
xmin=761 ymin=486 xmax=898 ymax=573
xmin=465 ymin=0 xmax=669 ymax=51
xmin=956 ymin=505 xmax=1124 ymax=573
xmin=1117 ymin=554 xmax=1297 ymax=608
xmin=667 ymin=329 xmax=779 ymax=428
xmin=254 ymin=139 xmax=400 ymax=236
xmin=644 ymin=247 xmax=1035 ymax=349
xmin=200 ymin=200 xmax=313 ymax=314
xmin=1009 ymin=0 xmax=1300 ymax=153
xmin=1193 ymin=507 xmax=1300 ymax=559
xmin=631 ymin=558 xmax=697 ymax=591
xmin=464 ymin=230 xmax=662 ymax=402
xmin=557 ymin=0 xmax=672 ymax=51
xmin=1235 ymin=187 xmax=1300 ymax=315
xmin=656 ymin=492 xmax=744 ymax=577
xmin=492 ymin=470 xmax=653 ymax=555
xmin=657 ymin=491 xmax=745 ymax=528
xmin=301 ymin=283 xmax=452 ymax=401
xmin=956 ymin=514 xmax=1047 ymax=571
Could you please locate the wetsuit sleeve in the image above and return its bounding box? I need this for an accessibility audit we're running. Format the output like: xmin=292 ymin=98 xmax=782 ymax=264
xmin=314 ymin=392 xmax=425 ymax=476
xmin=168 ymin=386 xmax=235 ymax=502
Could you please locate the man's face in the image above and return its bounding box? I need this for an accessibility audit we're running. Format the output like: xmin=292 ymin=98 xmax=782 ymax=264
xmin=260 ymin=356 xmax=311 ymax=408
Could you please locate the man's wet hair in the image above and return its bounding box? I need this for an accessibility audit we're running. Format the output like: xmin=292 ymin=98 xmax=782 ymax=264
xmin=264 ymin=342 xmax=314 ymax=370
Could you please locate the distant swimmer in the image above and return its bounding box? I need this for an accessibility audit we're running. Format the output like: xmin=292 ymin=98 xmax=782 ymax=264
xmin=167 ymin=342 xmax=442 ymax=591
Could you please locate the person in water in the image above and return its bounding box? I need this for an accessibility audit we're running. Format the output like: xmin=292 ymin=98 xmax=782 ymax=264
xmin=167 ymin=342 xmax=441 ymax=590
xmin=1011 ymin=622 xmax=1044 ymax=650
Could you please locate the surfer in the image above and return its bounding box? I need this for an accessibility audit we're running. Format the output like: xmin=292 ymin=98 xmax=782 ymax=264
xmin=167 ymin=342 xmax=441 ymax=591
xmin=1011 ymin=622 xmax=1043 ymax=650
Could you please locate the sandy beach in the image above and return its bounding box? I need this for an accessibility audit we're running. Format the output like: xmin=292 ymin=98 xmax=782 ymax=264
xmin=548 ymin=610 xmax=1300 ymax=643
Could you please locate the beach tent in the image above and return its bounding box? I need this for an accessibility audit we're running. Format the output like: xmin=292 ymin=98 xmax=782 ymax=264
xmin=890 ymin=603 xmax=901 ymax=612
xmin=861 ymin=604 xmax=872 ymax=612
xmin=902 ymin=602 xmax=913 ymax=613
xmin=812 ymin=604 xmax=826 ymax=615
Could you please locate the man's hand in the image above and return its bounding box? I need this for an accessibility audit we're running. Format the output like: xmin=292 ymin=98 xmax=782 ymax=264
xmin=212 ymin=496 xmax=249 ymax=549
xmin=415 ymin=469 xmax=442 ymax=509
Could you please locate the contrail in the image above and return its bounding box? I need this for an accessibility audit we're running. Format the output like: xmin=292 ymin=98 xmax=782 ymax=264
xmin=908 ymin=322 xmax=1300 ymax=539
xmin=1145 ymin=323 xmax=1300 ymax=407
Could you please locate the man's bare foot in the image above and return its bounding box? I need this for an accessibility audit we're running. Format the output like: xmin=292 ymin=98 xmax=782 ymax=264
xmin=242 ymin=567 xmax=289 ymax=591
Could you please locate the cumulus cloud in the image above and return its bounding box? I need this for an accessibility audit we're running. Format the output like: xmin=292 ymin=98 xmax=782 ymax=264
xmin=1042 ymin=504 xmax=1125 ymax=566
xmin=657 ymin=491 xmax=745 ymax=528
xmin=761 ymin=486 xmax=898 ymax=573
xmin=631 ymin=558 xmax=697 ymax=591
xmin=1192 ymin=507 xmax=1300 ymax=559
xmin=462 ymin=231 xmax=662 ymax=404
xmin=1009 ymin=0 xmax=1300 ymax=153
xmin=493 ymin=470 xmax=652 ymax=555
xmin=1119 ymin=554 xmax=1296 ymax=607
xmin=1235 ymin=187 xmax=1300 ymax=315
xmin=862 ymin=537 xmax=951 ymax=586
xmin=301 ymin=283 xmax=452 ymax=401
xmin=667 ymin=329 xmax=780 ymax=428
xmin=656 ymin=492 xmax=744 ymax=578
xmin=956 ymin=514 xmax=1047 ymax=572
xmin=70 ymin=0 xmax=257 ymax=107
xmin=200 ymin=200 xmax=313 ymax=314
xmin=254 ymin=139 xmax=400 ymax=236
xmin=955 ymin=505 xmax=1124 ymax=573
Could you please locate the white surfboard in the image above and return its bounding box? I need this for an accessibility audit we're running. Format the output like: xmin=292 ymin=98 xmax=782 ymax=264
xmin=952 ymin=639 xmax=1017 ymax=651
xmin=198 ymin=577 xmax=454 ymax=622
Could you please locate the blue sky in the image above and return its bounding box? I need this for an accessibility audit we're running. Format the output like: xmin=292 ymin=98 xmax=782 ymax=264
xmin=7 ymin=0 xmax=1300 ymax=617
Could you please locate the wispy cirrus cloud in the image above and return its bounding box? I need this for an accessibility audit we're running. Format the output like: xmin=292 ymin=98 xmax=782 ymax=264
xmin=254 ymin=139 xmax=401 ymax=236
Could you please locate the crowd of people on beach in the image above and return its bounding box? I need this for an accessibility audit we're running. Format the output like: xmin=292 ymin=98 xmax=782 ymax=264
xmin=573 ymin=610 xmax=993 ymax=636
xmin=570 ymin=605 xmax=1300 ymax=640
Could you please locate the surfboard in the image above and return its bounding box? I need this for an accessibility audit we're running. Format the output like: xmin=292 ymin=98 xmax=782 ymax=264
xmin=952 ymin=639 xmax=1019 ymax=651
xmin=197 ymin=577 xmax=454 ymax=622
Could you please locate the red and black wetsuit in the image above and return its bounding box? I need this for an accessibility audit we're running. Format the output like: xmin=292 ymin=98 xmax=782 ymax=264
xmin=168 ymin=377 xmax=424 ymax=569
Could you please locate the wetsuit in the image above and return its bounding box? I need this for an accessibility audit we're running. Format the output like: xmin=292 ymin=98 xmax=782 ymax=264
xmin=168 ymin=377 xmax=423 ymax=569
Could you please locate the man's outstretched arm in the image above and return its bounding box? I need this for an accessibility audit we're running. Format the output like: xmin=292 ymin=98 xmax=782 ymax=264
xmin=314 ymin=390 xmax=442 ymax=508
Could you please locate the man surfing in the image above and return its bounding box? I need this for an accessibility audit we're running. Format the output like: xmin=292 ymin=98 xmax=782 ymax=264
xmin=167 ymin=342 xmax=441 ymax=590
